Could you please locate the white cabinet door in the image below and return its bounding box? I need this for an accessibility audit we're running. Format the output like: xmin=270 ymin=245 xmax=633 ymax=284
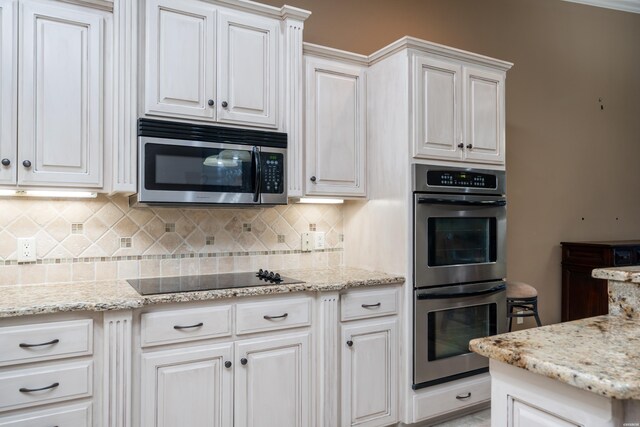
xmin=463 ymin=66 xmax=504 ymax=164
xmin=235 ymin=332 xmax=310 ymax=427
xmin=413 ymin=56 xmax=463 ymax=161
xmin=304 ymin=56 xmax=366 ymax=197
xmin=341 ymin=318 xmax=398 ymax=427
xmin=217 ymin=11 xmax=278 ymax=128
xmin=140 ymin=343 xmax=233 ymax=427
xmin=511 ymin=399 xmax=580 ymax=427
xmin=0 ymin=0 xmax=15 ymax=186
xmin=18 ymin=1 xmax=104 ymax=187
xmin=145 ymin=0 xmax=216 ymax=120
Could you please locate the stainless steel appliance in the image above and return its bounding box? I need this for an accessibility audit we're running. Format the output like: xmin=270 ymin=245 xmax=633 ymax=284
xmin=130 ymin=119 xmax=287 ymax=207
xmin=412 ymin=164 xmax=508 ymax=388
xmin=128 ymin=269 xmax=303 ymax=295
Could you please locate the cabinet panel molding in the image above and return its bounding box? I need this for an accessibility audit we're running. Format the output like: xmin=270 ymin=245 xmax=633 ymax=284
xmin=0 ymin=0 xmax=16 ymax=186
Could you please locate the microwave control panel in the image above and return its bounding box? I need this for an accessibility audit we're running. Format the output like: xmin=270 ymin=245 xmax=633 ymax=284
xmin=427 ymin=170 xmax=497 ymax=189
xmin=261 ymin=153 xmax=284 ymax=194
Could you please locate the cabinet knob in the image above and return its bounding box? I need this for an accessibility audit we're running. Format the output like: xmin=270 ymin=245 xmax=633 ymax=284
xmin=221 ymin=101 xmax=228 ymax=108
xmin=457 ymin=143 xmax=464 ymax=149
xmin=346 ymin=340 xmax=353 ymax=347
xmin=240 ymin=357 xmax=248 ymax=365
xmin=22 ymin=160 xmax=32 ymax=168
xmin=466 ymin=144 xmax=473 ymax=149
xmin=310 ymin=176 xmax=316 ymax=183
xmin=224 ymin=361 xmax=232 ymax=368
xmin=208 ymin=99 xmax=214 ymax=107
xmin=1 ymin=158 xmax=9 ymax=166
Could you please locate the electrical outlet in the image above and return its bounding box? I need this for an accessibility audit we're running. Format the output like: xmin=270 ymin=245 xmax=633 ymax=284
xmin=301 ymin=232 xmax=312 ymax=252
xmin=17 ymin=237 xmax=36 ymax=262
xmin=313 ymin=232 xmax=325 ymax=250
xmin=516 ymin=310 xmax=524 ymax=325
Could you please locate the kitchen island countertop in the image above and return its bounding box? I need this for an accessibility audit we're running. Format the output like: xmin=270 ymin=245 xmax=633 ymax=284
xmin=470 ymin=265 xmax=640 ymax=400
xmin=0 ymin=267 xmax=405 ymax=318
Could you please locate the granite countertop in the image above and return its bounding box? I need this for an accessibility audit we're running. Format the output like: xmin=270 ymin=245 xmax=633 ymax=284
xmin=0 ymin=267 xmax=405 ymax=318
xmin=470 ymin=315 xmax=640 ymax=400
xmin=592 ymin=266 xmax=640 ymax=284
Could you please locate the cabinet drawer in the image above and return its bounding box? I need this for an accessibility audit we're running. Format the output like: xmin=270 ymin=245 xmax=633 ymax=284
xmin=413 ymin=374 xmax=490 ymax=421
xmin=0 ymin=402 xmax=91 ymax=426
xmin=141 ymin=305 xmax=232 ymax=347
xmin=0 ymin=361 xmax=93 ymax=412
xmin=0 ymin=319 xmax=93 ymax=367
xmin=235 ymin=298 xmax=311 ymax=335
xmin=341 ymin=288 xmax=398 ymax=321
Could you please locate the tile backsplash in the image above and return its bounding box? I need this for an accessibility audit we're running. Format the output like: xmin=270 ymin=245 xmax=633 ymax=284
xmin=0 ymin=195 xmax=343 ymax=285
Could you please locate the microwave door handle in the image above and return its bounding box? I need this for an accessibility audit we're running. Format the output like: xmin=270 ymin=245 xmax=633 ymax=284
xmin=252 ymin=147 xmax=261 ymax=203
xmin=417 ymin=198 xmax=506 ymax=207
xmin=417 ymin=283 xmax=506 ymax=300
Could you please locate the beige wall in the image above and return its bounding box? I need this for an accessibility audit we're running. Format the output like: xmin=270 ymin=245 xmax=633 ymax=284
xmin=264 ymin=0 xmax=640 ymax=325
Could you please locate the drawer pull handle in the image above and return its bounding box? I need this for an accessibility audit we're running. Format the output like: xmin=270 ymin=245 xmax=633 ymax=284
xmin=19 ymin=338 xmax=60 ymax=348
xmin=173 ymin=322 xmax=204 ymax=330
xmin=19 ymin=382 xmax=59 ymax=393
xmin=361 ymin=302 xmax=381 ymax=309
xmin=263 ymin=313 xmax=288 ymax=320
xmin=456 ymin=392 xmax=471 ymax=400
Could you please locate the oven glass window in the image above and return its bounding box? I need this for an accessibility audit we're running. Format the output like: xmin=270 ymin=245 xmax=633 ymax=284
xmin=145 ymin=143 xmax=255 ymax=193
xmin=427 ymin=303 xmax=497 ymax=361
xmin=428 ymin=217 xmax=497 ymax=266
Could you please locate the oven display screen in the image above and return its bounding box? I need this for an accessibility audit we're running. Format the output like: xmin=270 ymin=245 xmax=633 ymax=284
xmin=427 ymin=170 xmax=497 ymax=189
xmin=427 ymin=304 xmax=497 ymax=360
xmin=428 ymin=217 xmax=497 ymax=266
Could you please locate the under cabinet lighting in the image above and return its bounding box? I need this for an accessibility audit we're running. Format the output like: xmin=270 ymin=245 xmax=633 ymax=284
xmin=296 ymin=197 xmax=344 ymax=205
xmin=0 ymin=190 xmax=97 ymax=198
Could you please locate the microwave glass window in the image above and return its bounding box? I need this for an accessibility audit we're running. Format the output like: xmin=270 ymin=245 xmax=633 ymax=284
xmin=146 ymin=144 xmax=255 ymax=192
xmin=427 ymin=303 xmax=497 ymax=361
xmin=427 ymin=217 xmax=497 ymax=266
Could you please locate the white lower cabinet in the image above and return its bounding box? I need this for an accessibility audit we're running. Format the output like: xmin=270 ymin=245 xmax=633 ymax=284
xmin=511 ymin=400 xmax=580 ymax=427
xmin=235 ymin=333 xmax=310 ymax=427
xmin=340 ymin=289 xmax=400 ymax=427
xmin=0 ymin=402 xmax=92 ymax=427
xmin=140 ymin=343 xmax=233 ymax=427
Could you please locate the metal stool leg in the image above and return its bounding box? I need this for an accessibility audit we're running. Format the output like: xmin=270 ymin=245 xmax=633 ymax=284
xmin=508 ymin=301 xmax=514 ymax=332
xmin=532 ymin=299 xmax=542 ymax=327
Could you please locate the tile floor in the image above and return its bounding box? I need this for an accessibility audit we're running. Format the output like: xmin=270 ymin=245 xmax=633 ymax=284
xmin=431 ymin=408 xmax=490 ymax=427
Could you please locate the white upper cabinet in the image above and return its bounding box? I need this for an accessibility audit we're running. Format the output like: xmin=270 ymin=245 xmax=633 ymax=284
xmin=412 ymin=52 xmax=508 ymax=167
xmin=145 ymin=0 xmax=216 ymax=120
xmin=18 ymin=0 xmax=107 ymax=187
xmin=144 ymin=0 xmax=279 ymax=129
xmin=218 ymin=11 xmax=278 ymax=127
xmin=0 ymin=0 xmax=16 ymax=186
xmin=463 ymin=66 xmax=504 ymax=164
xmin=414 ymin=56 xmax=463 ymax=161
xmin=304 ymin=51 xmax=366 ymax=197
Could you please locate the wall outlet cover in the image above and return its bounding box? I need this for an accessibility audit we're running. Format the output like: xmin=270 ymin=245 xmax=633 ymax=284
xmin=313 ymin=231 xmax=325 ymax=250
xmin=301 ymin=232 xmax=312 ymax=252
xmin=17 ymin=237 xmax=36 ymax=263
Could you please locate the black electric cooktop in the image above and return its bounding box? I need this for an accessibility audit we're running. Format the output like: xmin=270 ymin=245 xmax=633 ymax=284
xmin=127 ymin=270 xmax=304 ymax=296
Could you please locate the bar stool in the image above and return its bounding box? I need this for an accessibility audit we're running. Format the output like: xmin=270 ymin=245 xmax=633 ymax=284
xmin=506 ymin=281 xmax=542 ymax=332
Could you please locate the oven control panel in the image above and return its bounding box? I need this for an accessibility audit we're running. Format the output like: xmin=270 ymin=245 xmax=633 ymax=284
xmin=427 ymin=170 xmax=497 ymax=189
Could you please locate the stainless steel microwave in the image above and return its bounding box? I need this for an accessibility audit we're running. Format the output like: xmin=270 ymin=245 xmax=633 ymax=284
xmin=130 ymin=119 xmax=287 ymax=207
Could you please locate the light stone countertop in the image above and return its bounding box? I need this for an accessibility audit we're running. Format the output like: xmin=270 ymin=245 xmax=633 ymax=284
xmin=0 ymin=267 xmax=405 ymax=318
xmin=470 ymin=315 xmax=640 ymax=400
xmin=592 ymin=266 xmax=640 ymax=283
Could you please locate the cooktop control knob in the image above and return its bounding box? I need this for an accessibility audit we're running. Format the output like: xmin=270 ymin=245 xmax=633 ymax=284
xmin=275 ymin=273 xmax=281 ymax=281
xmin=257 ymin=269 xmax=264 ymax=277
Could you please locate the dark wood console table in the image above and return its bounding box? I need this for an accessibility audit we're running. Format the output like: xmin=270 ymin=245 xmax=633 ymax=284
xmin=561 ymin=240 xmax=640 ymax=322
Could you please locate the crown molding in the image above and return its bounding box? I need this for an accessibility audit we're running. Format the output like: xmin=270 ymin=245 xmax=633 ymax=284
xmin=561 ymin=0 xmax=640 ymax=14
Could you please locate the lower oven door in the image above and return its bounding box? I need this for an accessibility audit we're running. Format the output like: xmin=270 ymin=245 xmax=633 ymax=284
xmin=413 ymin=280 xmax=507 ymax=388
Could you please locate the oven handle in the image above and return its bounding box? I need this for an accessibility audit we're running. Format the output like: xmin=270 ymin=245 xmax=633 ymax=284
xmin=416 ymin=283 xmax=506 ymax=300
xmin=252 ymin=146 xmax=261 ymax=203
xmin=417 ymin=197 xmax=506 ymax=207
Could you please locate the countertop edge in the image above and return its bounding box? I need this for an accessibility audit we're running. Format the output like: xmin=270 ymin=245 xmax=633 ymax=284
xmin=592 ymin=267 xmax=640 ymax=283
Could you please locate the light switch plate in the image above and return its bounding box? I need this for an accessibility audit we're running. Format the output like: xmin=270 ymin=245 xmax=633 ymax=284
xmin=313 ymin=232 xmax=325 ymax=250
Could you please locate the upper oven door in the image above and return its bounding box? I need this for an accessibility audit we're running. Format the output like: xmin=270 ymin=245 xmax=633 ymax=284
xmin=139 ymin=137 xmax=265 ymax=205
xmin=414 ymin=193 xmax=507 ymax=287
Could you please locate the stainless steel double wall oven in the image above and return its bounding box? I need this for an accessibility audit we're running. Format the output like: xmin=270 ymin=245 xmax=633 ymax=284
xmin=413 ymin=164 xmax=507 ymax=388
